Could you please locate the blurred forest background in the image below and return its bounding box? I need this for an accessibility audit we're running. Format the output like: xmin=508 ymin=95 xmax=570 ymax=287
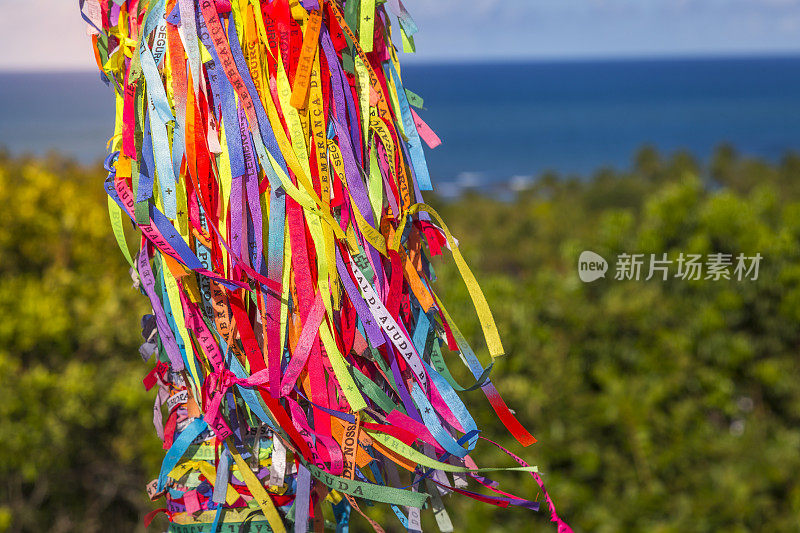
xmin=2 ymin=145 xmax=800 ymax=532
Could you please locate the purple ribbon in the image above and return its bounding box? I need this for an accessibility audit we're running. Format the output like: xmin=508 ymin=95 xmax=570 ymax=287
xmin=137 ymin=249 xmax=185 ymax=371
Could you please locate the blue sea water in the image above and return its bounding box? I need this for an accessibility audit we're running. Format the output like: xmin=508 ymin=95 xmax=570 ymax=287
xmin=2 ymin=56 xmax=800 ymax=193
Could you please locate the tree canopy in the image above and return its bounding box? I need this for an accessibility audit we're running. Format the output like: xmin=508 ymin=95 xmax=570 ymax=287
xmin=2 ymin=145 xmax=800 ymax=531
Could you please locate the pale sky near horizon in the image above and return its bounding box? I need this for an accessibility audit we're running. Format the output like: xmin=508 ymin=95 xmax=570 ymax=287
xmin=1 ymin=0 xmax=800 ymax=71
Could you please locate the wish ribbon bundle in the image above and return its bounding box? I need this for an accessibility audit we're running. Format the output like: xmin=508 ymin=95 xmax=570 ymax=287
xmin=80 ymin=0 xmax=571 ymax=531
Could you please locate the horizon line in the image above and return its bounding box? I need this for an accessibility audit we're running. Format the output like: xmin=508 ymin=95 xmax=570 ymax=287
xmin=3 ymin=50 xmax=800 ymax=74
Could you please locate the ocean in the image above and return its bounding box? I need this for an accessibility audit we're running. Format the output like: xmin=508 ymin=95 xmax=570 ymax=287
xmin=2 ymin=56 xmax=800 ymax=194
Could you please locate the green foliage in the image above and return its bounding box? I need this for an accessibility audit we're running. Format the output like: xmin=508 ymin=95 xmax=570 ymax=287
xmin=3 ymin=145 xmax=800 ymax=531
xmin=0 ymin=151 xmax=158 ymax=532
xmin=428 ymin=146 xmax=800 ymax=533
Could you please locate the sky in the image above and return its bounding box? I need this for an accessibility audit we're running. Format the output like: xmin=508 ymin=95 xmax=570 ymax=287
xmin=1 ymin=0 xmax=800 ymax=71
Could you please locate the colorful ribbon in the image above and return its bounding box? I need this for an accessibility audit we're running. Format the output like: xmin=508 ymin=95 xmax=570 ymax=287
xmin=83 ymin=0 xmax=571 ymax=531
